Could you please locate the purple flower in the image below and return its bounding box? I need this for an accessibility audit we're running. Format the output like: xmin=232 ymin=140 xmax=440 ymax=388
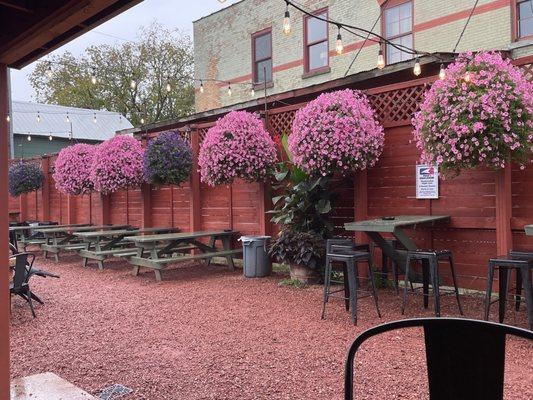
xmin=9 ymin=161 xmax=44 ymax=197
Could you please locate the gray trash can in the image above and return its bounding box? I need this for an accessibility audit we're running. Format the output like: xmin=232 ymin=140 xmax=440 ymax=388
xmin=239 ymin=235 xmax=272 ymax=278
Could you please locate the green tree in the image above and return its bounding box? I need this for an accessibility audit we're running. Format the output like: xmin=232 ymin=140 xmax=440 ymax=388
xmin=29 ymin=23 xmax=194 ymax=126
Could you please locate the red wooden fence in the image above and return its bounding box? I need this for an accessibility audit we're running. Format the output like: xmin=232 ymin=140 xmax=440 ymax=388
xmin=8 ymin=59 xmax=533 ymax=291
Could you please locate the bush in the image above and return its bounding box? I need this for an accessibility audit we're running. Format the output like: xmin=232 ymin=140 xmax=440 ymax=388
xmin=413 ymin=51 xmax=533 ymax=175
xmin=268 ymin=229 xmax=325 ymax=269
xmin=53 ymin=143 xmax=97 ymax=195
xmin=289 ymin=89 xmax=384 ymax=177
xmin=143 ymin=130 xmax=192 ymax=186
xmin=91 ymin=135 xmax=144 ymax=194
xmin=9 ymin=161 xmax=44 ymax=197
xmin=198 ymin=111 xmax=278 ymax=186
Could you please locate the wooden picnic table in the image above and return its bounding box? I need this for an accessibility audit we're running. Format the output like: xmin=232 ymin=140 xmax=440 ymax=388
xmin=526 ymin=225 xmax=533 ymax=236
xmin=75 ymin=227 xmax=178 ymax=269
xmin=123 ymin=230 xmax=242 ymax=281
xmin=9 ymin=223 xmax=92 ymax=251
xmin=344 ymin=215 xmax=450 ymax=266
xmin=40 ymin=224 xmax=130 ymax=262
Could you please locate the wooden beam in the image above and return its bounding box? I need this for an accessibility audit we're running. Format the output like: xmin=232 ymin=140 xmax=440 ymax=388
xmin=495 ymin=166 xmax=512 ymax=256
xmin=354 ymin=170 xmax=368 ymax=245
xmin=0 ymin=0 xmax=33 ymax=13
xmin=189 ymin=129 xmax=201 ymax=232
xmin=40 ymin=156 xmax=50 ymax=221
xmin=141 ymin=183 xmax=152 ymax=228
xmin=0 ymin=62 xmax=11 ymax=400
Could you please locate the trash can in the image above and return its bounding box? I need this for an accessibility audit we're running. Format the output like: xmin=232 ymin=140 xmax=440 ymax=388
xmin=239 ymin=235 xmax=272 ymax=278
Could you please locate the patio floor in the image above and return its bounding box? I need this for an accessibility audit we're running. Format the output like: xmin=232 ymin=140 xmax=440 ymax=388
xmin=10 ymin=254 xmax=533 ymax=399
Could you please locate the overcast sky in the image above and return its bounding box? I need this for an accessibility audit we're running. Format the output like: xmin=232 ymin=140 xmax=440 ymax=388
xmin=9 ymin=0 xmax=241 ymax=102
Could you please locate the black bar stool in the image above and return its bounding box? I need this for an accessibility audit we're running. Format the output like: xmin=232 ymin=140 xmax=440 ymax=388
xmin=402 ymin=250 xmax=463 ymax=317
xmin=322 ymin=239 xmax=381 ymax=325
xmin=484 ymin=255 xmax=533 ymax=331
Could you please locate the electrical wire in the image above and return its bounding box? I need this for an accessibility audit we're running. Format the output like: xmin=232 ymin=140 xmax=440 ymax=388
xmin=452 ymin=0 xmax=480 ymax=53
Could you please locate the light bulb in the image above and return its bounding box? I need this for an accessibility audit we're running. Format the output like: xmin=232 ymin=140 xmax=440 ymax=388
xmin=27 ymin=134 xmax=31 ymax=142
xmin=130 ymin=78 xmax=137 ymax=89
xmin=66 ymin=113 xmax=70 ymax=123
xmin=413 ymin=58 xmax=421 ymax=76
xmin=250 ymin=87 xmax=255 ymax=97
xmin=335 ymin=31 xmax=343 ymax=55
xmin=91 ymin=75 xmax=97 ymax=85
xmin=283 ymin=7 xmax=291 ymax=36
xmin=93 ymin=113 xmax=97 ymax=124
xmin=45 ymin=64 xmax=53 ymax=78
xmin=377 ymin=49 xmax=385 ymax=70
xmin=464 ymin=71 xmax=471 ymax=82
xmin=48 ymin=134 xmax=53 ymax=141
xmin=227 ymin=85 xmax=232 ymax=96
xmin=439 ymin=64 xmax=446 ymax=80
xmin=140 ymin=117 xmax=145 ymax=125
xmin=200 ymin=82 xmax=204 ymax=93
xmin=166 ymin=82 xmax=172 ymax=92
xmin=6 ymin=115 xmax=10 ymax=122
xmin=37 ymin=112 xmax=41 ymax=123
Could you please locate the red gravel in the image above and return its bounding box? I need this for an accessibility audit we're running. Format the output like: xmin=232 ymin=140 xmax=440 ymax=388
xmin=9 ymin=253 xmax=533 ymax=399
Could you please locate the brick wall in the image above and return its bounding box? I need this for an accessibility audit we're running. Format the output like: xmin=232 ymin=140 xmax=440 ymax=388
xmin=194 ymin=0 xmax=533 ymax=112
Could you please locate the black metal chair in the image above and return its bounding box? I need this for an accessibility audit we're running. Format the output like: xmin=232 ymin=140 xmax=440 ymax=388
xmin=345 ymin=318 xmax=533 ymax=400
xmin=484 ymin=255 xmax=532 ymax=331
xmin=322 ymin=238 xmax=380 ymax=325
xmin=10 ymin=252 xmax=38 ymax=318
xmin=402 ymin=250 xmax=463 ymax=317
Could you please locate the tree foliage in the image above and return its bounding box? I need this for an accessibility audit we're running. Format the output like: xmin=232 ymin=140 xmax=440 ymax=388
xmin=29 ymin=23 xmax=194 ymax=126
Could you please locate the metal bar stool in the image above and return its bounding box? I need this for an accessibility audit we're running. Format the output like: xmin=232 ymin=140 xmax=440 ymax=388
xmin=484 ymin=255 xmax=533 ymax=331
xmin=402 ymin=250 xmax=463 ymax=317
xmin=322 ymin=239 xmax=381 ymax=325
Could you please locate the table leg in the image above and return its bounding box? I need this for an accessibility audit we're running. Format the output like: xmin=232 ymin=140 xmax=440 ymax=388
xmin=498 ymin=266 xmax=508 ymax=324
xmin=520 ymin=266 xmax=533 ymax=331
xmin=221 ymin=236 xmax=235 ymax=271
xmin=206 ymin=235 xmax=216 ymax=267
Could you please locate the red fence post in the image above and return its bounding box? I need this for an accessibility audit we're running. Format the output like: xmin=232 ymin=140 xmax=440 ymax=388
xmin=259 ymin=182 xmax=272 ymax=236
xmin=495 ymin=166 xmax=512 ymax=255
xmin=19 ymin=193 xmax=27 ymax=222
xmin=100 ymin=194 xmax=110 ymax=225
xmin=141 ymin=184 xmax=152 ymax=228
xmin=189 ymin=128 xmax=201 ymax=232
xmin=41 ymin=156 xmax=50 ymax=221
xmin=354 ymin=170 xmax=368 ymax=244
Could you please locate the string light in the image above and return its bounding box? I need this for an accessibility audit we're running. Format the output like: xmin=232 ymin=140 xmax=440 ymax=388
xmin=36 ymin=111 xmax=41 ymax=123
xmin=93 ymin=112 xmax=97 ymax=124
xmin=335 ymin=26 xmax=344 ymax=55
xmin=45 ymin=63 xmax=53 ymax=78
xmin=27 ymin=133 xmax=31 ymax=142
xmin=48 ymin=133 xmax=53 ymax=141
xmin=130 ymin=77 xmax=137 ymax=89
xmin=66 ymin=112 xmax=70 ymax=123
xmin=439 ymin=64 xmax=446 ymax=80
xmin=250 ymin=87 xmax=255 ymax=97
xmin=166 ymin=79 xmax=172 ymax=93
xmin=413 ymin=57 xmax=421 ymax=76
xmin=283 ymin=3 xmax=291 ymax=36
xmin=227 ymin=85 xmax=232 ymax=96
xmin=6 ymin=114 xmax=10 ymax=122
xmin=200 ymin=81 xmax=204 ymax=93
xmin=140 ymin=116 xmax=145 ymax=125
xmin=377 ymin=48 xmax=385 ymax=70
xmin=90 ymin=68 xmax=97 ymax=85
xmin=464 ymin=70 xmax=471 ymax=83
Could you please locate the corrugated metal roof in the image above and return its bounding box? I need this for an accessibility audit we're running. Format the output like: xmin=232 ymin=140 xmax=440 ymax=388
xmin=11 ymin=101 xmax=133 ymax=141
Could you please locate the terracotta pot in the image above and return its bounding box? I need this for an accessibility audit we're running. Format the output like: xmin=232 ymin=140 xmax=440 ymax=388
xmin=289 ymin=264 xmax=319 ymax=284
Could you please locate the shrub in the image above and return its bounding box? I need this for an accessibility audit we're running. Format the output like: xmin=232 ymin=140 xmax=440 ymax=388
xmin=289 ymin=89 xmax=385 ymax=177
xmin=9 ymin=161 xmax=44 ymax=197
xmin=198 ymin=111 xmax=277 ymax=186
xmin=53 ymin=143 xmax=97 ymax=195
xmin=143 ymin=130 xmax=192 ymax=186
xmin=413 ymin=51 xmax=533 ymax=176
xmin=91 ymin=135 xmax=144 ymax=194
xmin=268 ymin=229 xmax=325 ymax=269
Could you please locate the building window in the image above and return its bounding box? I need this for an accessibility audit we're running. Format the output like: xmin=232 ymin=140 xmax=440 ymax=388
xmin=383 ymin=1 xmax=413 ymax=64
xmin=516 ymin=0 xmax=533 ymax=39
xmin=252 ymin=29 xmax=272 ymax=84
xmin=304 ymin=9 xmax=329 ymax=73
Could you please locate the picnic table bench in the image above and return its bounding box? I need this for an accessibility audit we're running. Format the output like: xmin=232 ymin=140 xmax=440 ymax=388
xmin=76 ymin=226 xmax=178 ymax=269
xmin=9 ymin=223 xmax=91 ymax=250
xmin=40 ymin=224 xmax=130 ymax=262
xmin=124 ymin=230 xmax=242 ymax=281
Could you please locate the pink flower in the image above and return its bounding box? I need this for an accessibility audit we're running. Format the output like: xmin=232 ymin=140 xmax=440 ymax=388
xmin=54 ymin=144 xmax=97 ymax=195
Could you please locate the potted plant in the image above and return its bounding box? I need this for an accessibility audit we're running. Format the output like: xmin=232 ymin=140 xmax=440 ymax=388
xmin=198 ymin=110 xmax=278 ymax=186
xmin=53 ymin=143 xmax=97 ymax=195
xmin=143 ymin=130 xmax=192 ymax=186
xmin=8 ymin=161 xmax=44 ymax=197
xmin=268 ymin=229 xmax=325 ymax=284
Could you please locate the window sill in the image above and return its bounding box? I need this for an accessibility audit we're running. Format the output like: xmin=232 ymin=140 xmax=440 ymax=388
xmin=302 ymin=66 xmax=331 ymax=79
xmin=508 ymin=37 xmax=533 ymax=50
xmin=253 ymin=81 xmax=274 ymax=90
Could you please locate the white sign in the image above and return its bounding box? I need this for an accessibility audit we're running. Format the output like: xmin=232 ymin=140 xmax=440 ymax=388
xmin=416 ymin=164 xmax=439 ymax=199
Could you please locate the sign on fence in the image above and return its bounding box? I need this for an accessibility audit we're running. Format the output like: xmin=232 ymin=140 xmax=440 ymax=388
xmin=416 ymin=164 xmax=439 ymax=199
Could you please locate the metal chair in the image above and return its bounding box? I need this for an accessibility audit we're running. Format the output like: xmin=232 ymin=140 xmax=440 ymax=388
xmin=10 ymin=252 xmax=37 ymax=317
xmin=402 ymin=250 xmax=463 ymax=317
xmin=484 ymin=255 xmax=533 ymax=331
xmin=345 ymin=318 xmax=533 ymax=400
xmin=322 ymin=238 xmax=380 ymax=325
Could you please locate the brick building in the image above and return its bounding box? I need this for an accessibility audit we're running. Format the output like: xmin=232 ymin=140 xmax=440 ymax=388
xmin=194 ymin=0 xmax=533 ymax=112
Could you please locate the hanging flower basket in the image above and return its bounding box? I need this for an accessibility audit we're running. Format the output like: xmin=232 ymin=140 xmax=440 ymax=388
xmin=143 ymin=130 xmax=193 ymax=186
xmin=288 ymin=89 xmax=385 ymax=177
xmin=91 ymin=135 xmax=145 ymax=194
xmin=198 ymin=110 xmax=278 ymax=186
xmin=53 ymin=143 xmax=97 ymax=195
xmin=413 ymin=51 xmax=533 ymax=176
xmin=9 ymin=161 xmax=44 ymax=197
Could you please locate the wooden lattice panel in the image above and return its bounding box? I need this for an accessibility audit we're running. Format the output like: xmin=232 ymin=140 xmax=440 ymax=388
xmin=519 ymin=63 xmax=533 ymax=81
xmin=197 ymin=128 xmax=209 ymax=144
xmin=368 ymin=85 xmax=426 ymax=125
xmin=267 ymin=109 xmax=297 ymax=137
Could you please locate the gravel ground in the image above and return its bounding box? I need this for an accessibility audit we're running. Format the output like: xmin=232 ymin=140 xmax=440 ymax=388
xmin=9 ymin=253 xmax=533 ymax=400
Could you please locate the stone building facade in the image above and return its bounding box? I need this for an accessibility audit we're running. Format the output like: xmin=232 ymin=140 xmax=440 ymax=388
xmin=193 ymin=0 xmax=533 ymax=112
